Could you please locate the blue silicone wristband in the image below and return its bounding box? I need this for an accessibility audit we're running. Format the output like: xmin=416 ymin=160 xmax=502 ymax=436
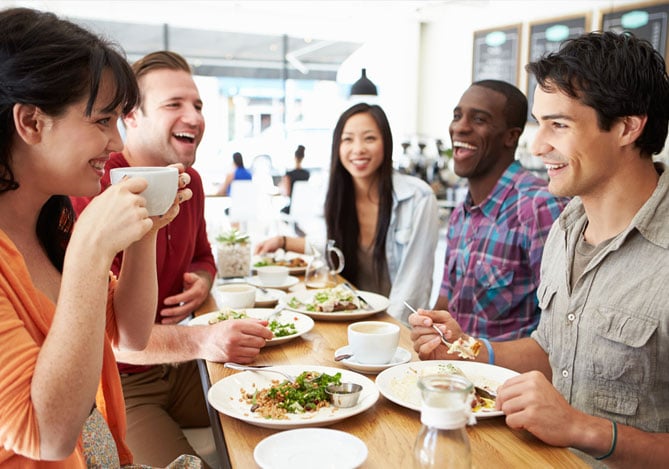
xmin=480 ymin=338 xmax=494 ymax=365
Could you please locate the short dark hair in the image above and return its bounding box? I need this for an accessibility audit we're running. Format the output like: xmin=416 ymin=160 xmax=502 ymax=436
xmin=472 ymin=79 xmax=528 ymax=133
xmin=526 ymin=31 xmax=669 ymax=157
xmin=132 ymin=51 xmax=191 ymax=109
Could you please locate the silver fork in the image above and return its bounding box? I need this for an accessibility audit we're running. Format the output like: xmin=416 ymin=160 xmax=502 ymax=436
xmin=342 ymin=282 xmax=373 ymax=310
xmin=265 ymin=304 xmax=286 ymax=323
xmin=403 ymin=301 xmax=453 ymax=347
xmin=224 ymin=362 xmax=318 ymax=383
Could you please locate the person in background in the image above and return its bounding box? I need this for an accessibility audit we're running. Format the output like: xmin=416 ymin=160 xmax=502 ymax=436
xmin=215 ymin=151 xmax=252 ymax=196
xmin=0 ymin=8 xmax=194 ymax=467
xmin=280 ymin=144 xmax=310 ymax=214
xmin=435 ymin=80 xmax=566 ymax=340
xmin=71 ymin=51 xmax=273 ymax=467
xmin=256 ymin=103 xmax=439 ymax=323
xmin=410 ymin=31 xmax=669 ymax=465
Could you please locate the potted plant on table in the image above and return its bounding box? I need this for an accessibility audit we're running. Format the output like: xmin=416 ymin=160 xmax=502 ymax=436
xmin=215 ymin=229 xmax=251 ymax=278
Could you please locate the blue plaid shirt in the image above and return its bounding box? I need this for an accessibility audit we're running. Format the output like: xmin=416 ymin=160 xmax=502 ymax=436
xmin=441 ymin=162 xmax=567 ymax=340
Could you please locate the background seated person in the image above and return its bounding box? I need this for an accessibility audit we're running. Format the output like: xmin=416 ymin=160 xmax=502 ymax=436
xmin=280 ymin=144 xmax=310 ymax=214
xmin=216 ymin=151 xmax=252 ymax=196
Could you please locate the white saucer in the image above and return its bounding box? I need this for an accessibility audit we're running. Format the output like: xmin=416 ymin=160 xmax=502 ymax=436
xmin=254 ymin=428 xmax=367 ymax=469
xmin=334 ymin=345 xmax=412 ymax=374
xmin=247 ymin=275 xmax=299 ymax=290
xmin=254 ymin=287 xmax=286 ymax=307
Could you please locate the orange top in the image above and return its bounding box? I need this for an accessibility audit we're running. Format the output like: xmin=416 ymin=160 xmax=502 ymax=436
xmin=0 ymin=230 xmax=132 ymax=467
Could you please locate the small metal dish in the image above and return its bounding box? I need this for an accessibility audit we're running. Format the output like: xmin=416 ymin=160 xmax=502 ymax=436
xmin=326 ymin=382 xmax=363 ymax=408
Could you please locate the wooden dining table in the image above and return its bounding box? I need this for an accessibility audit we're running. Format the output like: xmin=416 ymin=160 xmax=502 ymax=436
xmin=195 ymin=279 xmax=588 ymax=469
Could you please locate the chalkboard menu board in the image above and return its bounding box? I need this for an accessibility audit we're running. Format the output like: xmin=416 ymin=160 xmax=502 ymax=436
xmin=602 ymin=2 xmax=669 ymax=57
xmin=526 ymin=15 xmax=588 ymax=121
xmin=472 ymin=24 xmax=521 ymax=86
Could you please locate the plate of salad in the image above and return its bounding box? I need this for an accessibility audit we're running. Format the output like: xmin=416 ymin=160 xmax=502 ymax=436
xmin=284 ymin=286 xmax=389 ymax=321
xmin=189 ymin=308 xmax=314 ymax=346
xmin=208 ymin=365 xmax=379 ymax=429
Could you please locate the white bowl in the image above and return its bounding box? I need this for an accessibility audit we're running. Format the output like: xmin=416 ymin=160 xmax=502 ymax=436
xmin=256 ymin=265 xmax=289 ymax=286
xmin=215 ymin=283 xmax=256 ymax=309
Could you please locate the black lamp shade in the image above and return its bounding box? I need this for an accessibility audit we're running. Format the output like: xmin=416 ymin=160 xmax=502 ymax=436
xmin=350 ymin=68 xmax=377 ymax=96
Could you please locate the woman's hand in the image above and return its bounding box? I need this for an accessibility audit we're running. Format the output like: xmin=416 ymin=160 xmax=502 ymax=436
xmin=254 ymin=236 xmax=283 ymax=255
xmin=72 ymin=176 xmax=153 ymax=262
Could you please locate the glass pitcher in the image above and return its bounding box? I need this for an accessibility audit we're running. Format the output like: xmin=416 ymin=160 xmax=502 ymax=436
xmin=305 ymin=239 xmax=345 ymax=289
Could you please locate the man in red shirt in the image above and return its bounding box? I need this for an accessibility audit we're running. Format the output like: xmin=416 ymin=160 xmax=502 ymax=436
xmin=71 ymin=51 xmax=272 ymax=467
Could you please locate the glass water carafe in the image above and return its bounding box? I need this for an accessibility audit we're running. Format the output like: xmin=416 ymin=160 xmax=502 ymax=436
xmin=413 ymin=374 xmax=474 ymax=469
xmin=305 ymin=239 xmax=345 ymax=288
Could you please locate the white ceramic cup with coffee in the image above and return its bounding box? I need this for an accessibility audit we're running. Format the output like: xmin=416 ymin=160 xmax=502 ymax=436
xmin=347 ymin=321 xmax=400 ymax=364
xmin=109 ymin=166 xmax=178 ymax=216
xmin=215 ymin=283 xmax=256 ymax=309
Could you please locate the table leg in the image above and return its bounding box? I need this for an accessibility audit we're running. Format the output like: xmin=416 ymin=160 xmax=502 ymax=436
xmin=196 ymin=359 xmax=232 ymax=469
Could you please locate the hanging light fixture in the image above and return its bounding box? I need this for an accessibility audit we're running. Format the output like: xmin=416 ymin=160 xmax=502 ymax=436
xmin=350 ymin=68 xmax=377 ymax=96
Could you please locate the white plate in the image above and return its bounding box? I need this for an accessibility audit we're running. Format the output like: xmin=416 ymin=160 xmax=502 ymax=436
xmin=247 ymin=275 xmax=300 ymax=290
xmin=255 ymin=288 xmax=286 ymax=307
xmin=254 ymin=428 xmax=367 ymax=469
xmin=375 ymin=360 xmax=519 ymax=418
xmin=188 ymin=309 xmax=314 ymax=346
xmin=252 ymin=252 xmax=311 ymax=275
xmin=284 ymin=289 xmax=390 ymax=321
xmin=334 ymin=345 xmax=412 ymax=374
xmin=208 ymin=365 xmax=379 ymax=429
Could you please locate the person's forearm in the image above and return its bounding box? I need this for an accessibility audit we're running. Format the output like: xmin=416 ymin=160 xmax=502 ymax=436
xmin=486 ymin=338 xmax=552 ymax=378
xmin=33 ymin=243 xmax=111 ymax=459
xmin=602 ymin=423 xmax=669 ymax=468
xmin=114 ymin=233 xmax=159 ymax=351
xmin=284 ymin=236 xmax=306 ymax=253
xmin=113 ymin=323 xmax=205 ymax=364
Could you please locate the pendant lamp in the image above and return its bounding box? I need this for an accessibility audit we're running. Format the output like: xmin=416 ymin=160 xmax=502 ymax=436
xmin=350 ymin=68 xmax=378 ymax=96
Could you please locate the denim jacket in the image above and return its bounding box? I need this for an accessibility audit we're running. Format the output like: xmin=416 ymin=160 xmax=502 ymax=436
xmin=307 ymin=173 xmax=439 ymax=324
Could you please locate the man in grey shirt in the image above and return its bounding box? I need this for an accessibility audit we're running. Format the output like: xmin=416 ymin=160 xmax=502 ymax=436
xmin=409 ymin=31 xmax=669 ymax=466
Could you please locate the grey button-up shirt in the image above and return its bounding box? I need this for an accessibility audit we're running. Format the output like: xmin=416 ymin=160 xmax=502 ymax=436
xmin=533 ymin=163 xmax=669 ymax=433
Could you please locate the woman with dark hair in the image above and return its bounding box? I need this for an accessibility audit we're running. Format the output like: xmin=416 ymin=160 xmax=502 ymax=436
xmin=256 ymin=103 xmax=439 ymax=322
xmin=280 ymin=144 xmax=310 ymax=214
xmin=215 ymin=151 xmax=252 ymax=196
xmin=0 ymin=8 xmax=193 ymax=467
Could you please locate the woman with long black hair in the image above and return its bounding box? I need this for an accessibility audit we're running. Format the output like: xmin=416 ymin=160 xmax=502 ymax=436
xmin=257 ymin=103 xmax=438 ymax=323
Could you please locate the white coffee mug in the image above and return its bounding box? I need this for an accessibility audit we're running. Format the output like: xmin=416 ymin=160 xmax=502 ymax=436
xmin=215 ymin=283 xmax=256 ymax=309
xmin=348 ymin=321 xmax=400 ymax=365
xmin=109 ymin=166 xmax=178 ymax=216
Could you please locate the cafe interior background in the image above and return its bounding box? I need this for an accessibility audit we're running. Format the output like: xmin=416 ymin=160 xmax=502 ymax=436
xmin=5 ymin=0 xmax=668 ymax=296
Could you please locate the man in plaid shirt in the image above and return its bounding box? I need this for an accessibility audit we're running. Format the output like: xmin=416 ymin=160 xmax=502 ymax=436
xmin=436 ymin=80 xmax=566 ymax=340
